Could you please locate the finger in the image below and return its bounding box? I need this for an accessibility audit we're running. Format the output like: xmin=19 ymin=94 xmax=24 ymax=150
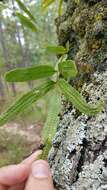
xmin=25 ymin=160 xmax=54 ymax=190
xmin=8 ymin=182 xmax=25 ymax=190
xmin=0 ymin=184 xmax=7 ymax=190
xmin=0 ymin=150 xmax=41 ymax=186
xmin=8 ymin=151 xmax=42 ymax=190
xmin=22 ymin=150 xmax=42 ymax=165
xmin=0 ymin=164 xmax=29 ymax=186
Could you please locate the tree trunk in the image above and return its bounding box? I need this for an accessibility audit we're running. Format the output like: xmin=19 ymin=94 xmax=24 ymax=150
xmin=0 ymin=76 xmax=5 ymax=99
xmin=0 ymin=16 xmax=16 ymax=96
xmin=49 ymin=1 xmax=107 ymax=190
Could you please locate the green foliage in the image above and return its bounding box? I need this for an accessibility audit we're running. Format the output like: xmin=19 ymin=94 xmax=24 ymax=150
xmin=5 ymin=65 xmax=56 ymax=82
xmin=58 ymin=60 xmax=78 ymax=79
xmin=0 ymin=0 xmax=105 ymax=161
xmin=58 ymin=79 xmax=104 ymax=116
xmin=42 ymin=90 xmax=61 ymax=143
xmin=46 ymin=45 xmax=68 ymax=55
xmin=39 ymin=138 xmax=52 ymax=160
xmin=40 ymin=90 xmax=61 ymax=159
xmin=0 ymin=43 xmax=104 ymax=159
xmin=15 ymin=0 xmax=37 ymax=31
xmin=41 ymin=0 xmax=64 ymax=16
xmin=41 ymin=0 xmax=55 ymax=11
xmin=0 ymin=80 xmax=55 ymax=126
xmin=15 ymin=0 xmax=36 ymax=22
xmin=16 ymin=12 xmax=37 ymax=32
xmin=58 ymin=0 xmax=63 ymax=16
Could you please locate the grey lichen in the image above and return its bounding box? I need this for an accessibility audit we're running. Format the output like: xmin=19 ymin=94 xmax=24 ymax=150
xmin=48 ymin=70 xmax=107 ymax=190
xmin=72 ymin=154 xmax=107 ymax=190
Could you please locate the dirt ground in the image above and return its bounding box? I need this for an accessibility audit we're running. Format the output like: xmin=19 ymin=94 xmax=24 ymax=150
xmin=0 ymin=121 xmax=43 ymax=167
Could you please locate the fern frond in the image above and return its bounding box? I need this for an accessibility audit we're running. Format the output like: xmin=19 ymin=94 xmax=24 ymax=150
xmin=39 ymin=138 xmax=52 ymax=160
xmin=40 ymin=89 xmax=62 ymax=159
xmin=16 ymin=12 xmax=37 ymax=32
xmin=0 ymin=80 xmax=55 ymax=126
xmin=15 ymin=0 xmax=36 ymax=22
xmin=58 ymin=79 xmax=104 ymax=116
xmin=58 ymin=0 xmax=63 ymax=16
xmin=5 ymin=65 xmax=56 ymax=82
xmin=41 ymin=0 xmax=55 ymax=11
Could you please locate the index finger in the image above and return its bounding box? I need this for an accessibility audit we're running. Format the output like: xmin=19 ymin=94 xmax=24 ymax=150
xmin=0 ymin=150 xmax=42 ymax=186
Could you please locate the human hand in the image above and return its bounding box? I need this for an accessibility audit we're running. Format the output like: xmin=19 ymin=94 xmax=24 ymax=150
xmin=0 ymin=151 xmax=54 ymax=190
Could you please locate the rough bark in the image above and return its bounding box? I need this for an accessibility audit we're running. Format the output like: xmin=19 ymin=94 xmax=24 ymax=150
xmin=49 ymin=1 xmax=107 ymax=190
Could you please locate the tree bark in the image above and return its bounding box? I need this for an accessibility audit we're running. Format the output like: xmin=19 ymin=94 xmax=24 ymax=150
xmin=49 ymin=1 xmax=107 ymax=190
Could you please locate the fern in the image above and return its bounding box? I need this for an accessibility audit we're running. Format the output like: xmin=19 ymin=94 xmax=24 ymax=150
xmin=5 ymin=65 xmax=56 ymax=82
xmin=46 ymin=45 xmax=68 ymax=55
xmin=58 ymin=60 xmax=78 ymax=79
xmin=0 ymin=0 xmax=104 ymax=162
xmin=41 ymin=0 xmax=55 ymax=11
xmin=16 ymin=12 xmax=37 ymax=32
xmin=58 ymin=79 xmax=104 ymax=116
xmin=58 ymin=0 xmax=63 ymax=16
xmin=41 ymin=0 xmax=64 ymax=16
xmin=39 ymin=138 xmax=52 ymax=160
xmin=15 ymin=0 xmax=37 ymax=31
xmin=40 ymin=90 xmax=62 ymax=159
xmin=15 ymin=0 xmax=36 ymax=22
xmin=0 ymin=80 xmax=55 ymax=126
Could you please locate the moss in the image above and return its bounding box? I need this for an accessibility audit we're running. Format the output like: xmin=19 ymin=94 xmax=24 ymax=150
xmin=56 ymin=0 xmax=107 ymax=75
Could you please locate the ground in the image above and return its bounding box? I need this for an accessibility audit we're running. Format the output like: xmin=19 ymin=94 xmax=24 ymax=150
xmin=0 ymin=121 xmax=42 ymax=167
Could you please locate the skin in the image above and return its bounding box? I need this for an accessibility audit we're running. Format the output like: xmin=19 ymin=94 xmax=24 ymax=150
xmin=0 ymin=151 xmax=54 ymax=190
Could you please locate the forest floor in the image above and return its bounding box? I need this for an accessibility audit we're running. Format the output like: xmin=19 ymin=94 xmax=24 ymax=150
xmin=0 ymin=121 xmax=43 ymax=167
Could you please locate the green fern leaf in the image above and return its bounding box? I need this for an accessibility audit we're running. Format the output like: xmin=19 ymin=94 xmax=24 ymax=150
xmin=58 ymin=79 xmax=104 ymax=116
xmin=40 ymin=90 xmax=61 ymax=159
xmin=5 ymin=65 xmax=56 ymax=82
xmin=39 ymin=138 xmax=52 ymax=160
xmin=0 ymin=80 xmax=55 ymax=126
xmin=16 ymin=12 xmax=37 ymax=32
xmin=58 ymin=60 xmax=78 ymax=79
xmin=58 ymin=0 xmax=63 ymax=16
xmin=42 ymin=90 xmax=61 ymax=143
xmin=46 ymin=45 xmax=68 ymax=55
xmin=15 ymin=0 xmax=36 ymax=22
xmin=41 ymin=0 xmax=55 ymax=11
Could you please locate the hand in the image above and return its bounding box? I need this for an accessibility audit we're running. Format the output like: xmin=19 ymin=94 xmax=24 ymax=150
xmin=0 ymin=151 xmax=54 ymax=190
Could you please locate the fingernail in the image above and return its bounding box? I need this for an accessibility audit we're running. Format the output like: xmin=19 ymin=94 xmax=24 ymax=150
xmin=32 ymin=161 xmax=50 ymax=178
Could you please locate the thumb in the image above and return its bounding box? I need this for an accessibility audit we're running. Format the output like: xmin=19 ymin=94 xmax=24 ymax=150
xmin=25 ymin=160 xmax=54 ymax=190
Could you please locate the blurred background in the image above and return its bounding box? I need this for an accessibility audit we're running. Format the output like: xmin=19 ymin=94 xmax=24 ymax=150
xmin=0 ymin=0 xmax=57 ymax=166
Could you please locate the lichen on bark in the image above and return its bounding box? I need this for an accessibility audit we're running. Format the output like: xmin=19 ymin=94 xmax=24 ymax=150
xmin=56 ymin=0 xmax=107 ymax=72
xmin=49 ymin=0 xmax=107 ymax=189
